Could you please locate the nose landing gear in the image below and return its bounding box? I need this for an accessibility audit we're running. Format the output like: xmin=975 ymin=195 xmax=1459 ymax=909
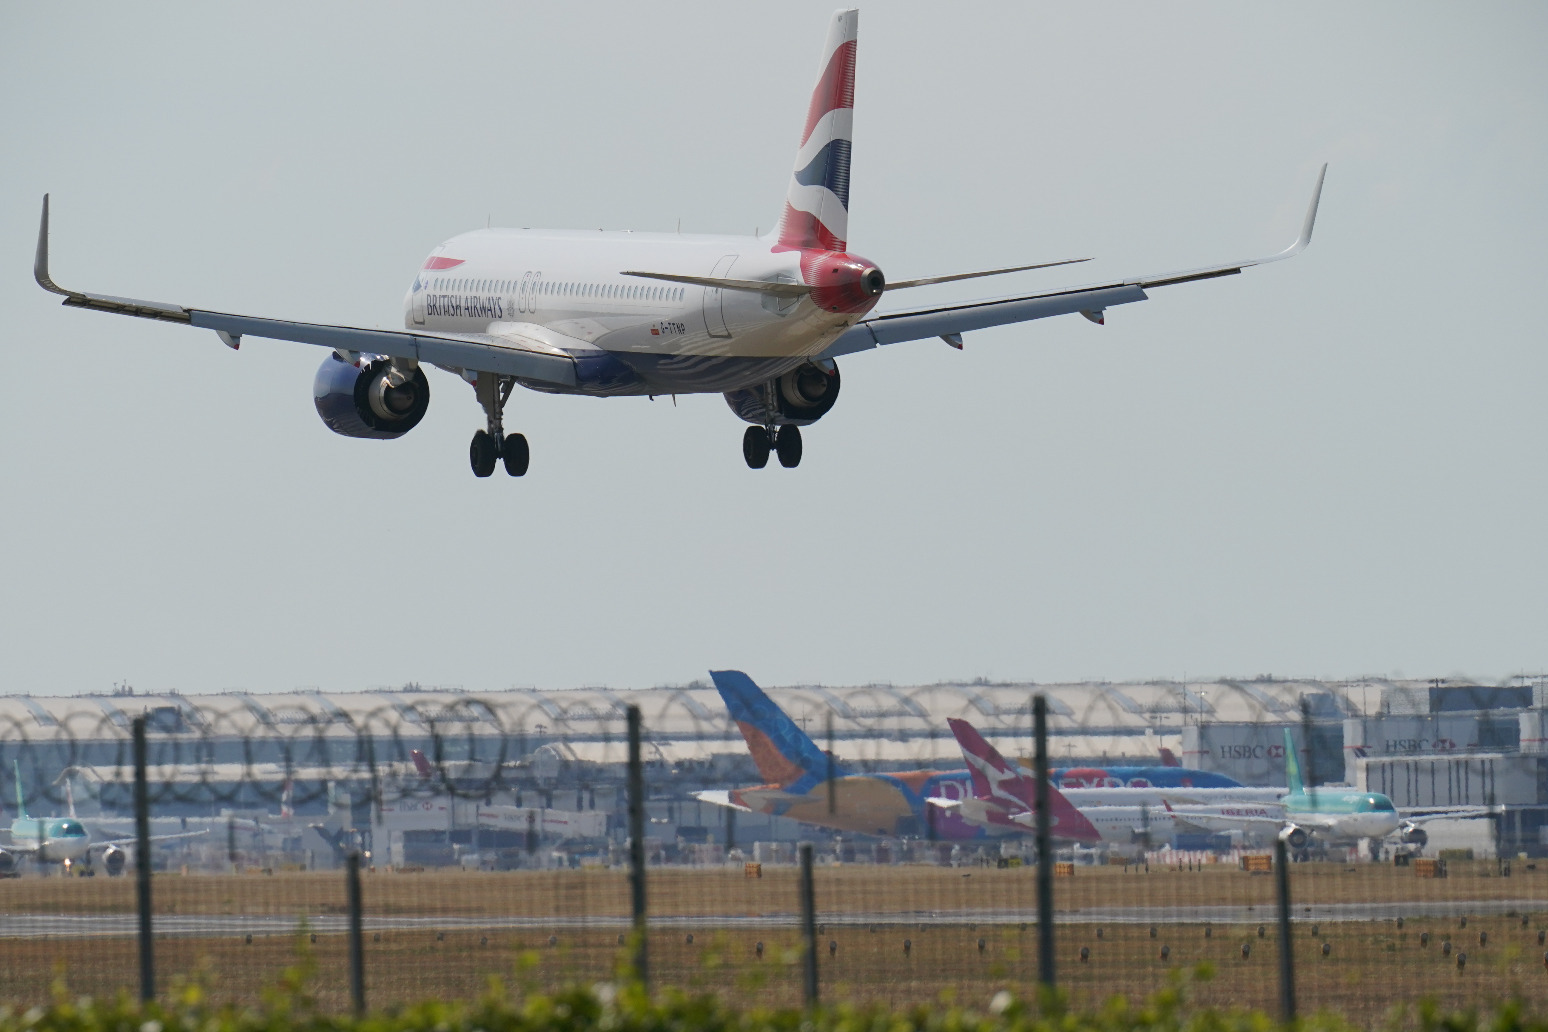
xmin=742 ymin=424 xmax=802 ymax=469
xmin=469 ymin=373 xmax=529 ymax=478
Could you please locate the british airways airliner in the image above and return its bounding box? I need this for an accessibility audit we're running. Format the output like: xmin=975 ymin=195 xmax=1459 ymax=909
xmin=34 ymin=9 xmax=1324 ymax=478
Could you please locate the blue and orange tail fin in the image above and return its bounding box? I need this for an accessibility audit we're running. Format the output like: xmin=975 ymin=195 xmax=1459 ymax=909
xmin=775 ymin=9 xmax=857 ymax=253
xmin=710 ymin=670 xmax=843 ymax=787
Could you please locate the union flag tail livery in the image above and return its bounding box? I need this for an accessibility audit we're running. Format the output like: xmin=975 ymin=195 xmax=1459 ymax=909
xmin=36 ymin=7 xmax=1323 ymax=478
xmin=778 ymin=9 xmax=857 ymax=253
xmin=709 ymin=670 xmax=841 ymax=789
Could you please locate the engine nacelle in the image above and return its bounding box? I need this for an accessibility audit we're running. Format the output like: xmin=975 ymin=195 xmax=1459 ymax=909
xmin=102 ymin=846 xmax=126 ymax=877
xmin=0 ymin=849 xmax=15 ymax=878
xmin=313 ymin=354 xmax=430 ymax=439
xmin=724 ymin=360 xmax=841 ymax=427
xmin=1283 ymin=825 xmax=1309 ymax=850
xmin=1400 ymin=823 xmax=1428 ymax=848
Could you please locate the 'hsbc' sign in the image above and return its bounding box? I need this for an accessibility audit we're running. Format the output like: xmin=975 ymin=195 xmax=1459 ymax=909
xmin=1217 ymin=744 xmax=1286 ymax=760
xmin=1383 ymin=738 xmax=1456 ymax=754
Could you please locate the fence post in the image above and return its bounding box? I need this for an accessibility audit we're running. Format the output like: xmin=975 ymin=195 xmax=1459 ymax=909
xmin=724 ymin=805 xmax=736 ymax=856
xmin=132 ymin=715 xmax=155 ymax=1004
xmin=1033 ymin=695 xmax=1055 ymax=991
xmin=799 ymin=842 xmax=819 ymax=1008
xmin=1274 ymin=836 xmax=1296 ymax=1023
xmin=347 ymin=851 xmax=366 ymax=1016
xmin=626 ymin=705 xmax=649 ymax=990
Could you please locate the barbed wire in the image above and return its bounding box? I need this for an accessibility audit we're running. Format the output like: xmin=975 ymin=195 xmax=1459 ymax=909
xmin=0 ymin=678 xmax=1535 ymax=813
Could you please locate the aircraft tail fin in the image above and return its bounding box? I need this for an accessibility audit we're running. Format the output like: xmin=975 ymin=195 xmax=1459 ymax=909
xmin=947 ymin=718 xmax=1022 ymax=799
xmin=280 ymin=779 xmax=294 ymax=820
xmin=1284 ymin=728 xmax=1304 ymax=795
xmin=410 ymin=749 xmax=434 ymax=778
xmin=710 ymin=670 xmax=839 ymax=787
xmin=947 ymin=718 xmax=1101 ymax=842
xmin=775 ymin=8 xmax=857 ymax=252
xmin=13 ymin=760 xmax=25 ymax=820
xmin=1159 ymin=747 xmax=1180 ymax=768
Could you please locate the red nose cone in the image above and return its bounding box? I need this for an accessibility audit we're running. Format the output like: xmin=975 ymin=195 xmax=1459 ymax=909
xmin=803 ymin=252 xmax=885 ymax=316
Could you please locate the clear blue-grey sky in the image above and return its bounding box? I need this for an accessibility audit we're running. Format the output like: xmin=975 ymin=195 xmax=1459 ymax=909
xmin=2 ymin=3 xmax=1543 ymax=695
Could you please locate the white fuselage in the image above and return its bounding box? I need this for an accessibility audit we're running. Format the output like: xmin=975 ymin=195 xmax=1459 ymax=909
xmin=1060 ymin=786 xmax=1284 ymax=808
xmin=402 ymin=230 xmax=865 ymax=396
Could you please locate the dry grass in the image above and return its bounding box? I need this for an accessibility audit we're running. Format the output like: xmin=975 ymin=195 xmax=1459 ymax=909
xmin=0 ymin=862 xmax=1542 ymax=1026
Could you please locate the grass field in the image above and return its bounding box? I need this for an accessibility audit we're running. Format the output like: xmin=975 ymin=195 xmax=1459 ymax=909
xmin=1 ymin=862 xmax=1542 ymax=1025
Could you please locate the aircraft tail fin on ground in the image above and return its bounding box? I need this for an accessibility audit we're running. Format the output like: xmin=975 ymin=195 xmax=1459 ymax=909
xmin=947 ymin=718 xmax=1101 ymax=842
xmin=410 ymin=749 xmax=434 ymax=778
xmin=1159 ymin=747 xmax=1180 ymax=767
xmin=776 ymin=8 xmax=857 ymax=252
xmin=12 ymin=760 xmax=25 ymax=820
xmin=709 ymin=670 xmax=839 ymax=787
xmin=1284 ymin=728 xmax=1304 ymax=796
xmin=947 ymin=717 xmax=1021 ymax=798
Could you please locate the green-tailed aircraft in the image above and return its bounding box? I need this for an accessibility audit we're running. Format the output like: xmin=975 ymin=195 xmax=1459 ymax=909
xmin=1165 ymin=729 xmax=1487 ymax=856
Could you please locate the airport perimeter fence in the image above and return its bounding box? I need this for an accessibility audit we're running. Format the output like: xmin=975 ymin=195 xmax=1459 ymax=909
xmin=0 ymin=680 xmax=1544 ymax=1027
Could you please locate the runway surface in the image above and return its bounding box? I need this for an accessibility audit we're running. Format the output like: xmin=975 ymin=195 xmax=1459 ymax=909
xmin=1 ymin=900 xmax=1540 ymax=939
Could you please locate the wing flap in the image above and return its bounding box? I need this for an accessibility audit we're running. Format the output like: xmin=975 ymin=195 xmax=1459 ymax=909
xmin=823 ymin=164 xmax=1326 ymax=357
xmin=824 ymin=283 xmax=1147 ymax=358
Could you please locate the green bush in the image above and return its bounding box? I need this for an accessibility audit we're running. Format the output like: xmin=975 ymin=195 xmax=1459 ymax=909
xmin=2 ymin=965 xmax=1540 ymax=1032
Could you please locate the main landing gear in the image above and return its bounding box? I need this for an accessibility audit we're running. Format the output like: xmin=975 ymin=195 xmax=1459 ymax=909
xmin=469 ymin=372 xmax=529 ymax=478
xmin=743 ymin=425 xmax=802 ymax=469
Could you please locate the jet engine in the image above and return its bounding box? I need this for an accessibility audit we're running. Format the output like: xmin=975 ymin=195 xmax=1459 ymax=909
xmin=1399 ymin=822 xmax=1428 ymax=848
xmin=1282 ymin=825 xmax=1309 ymax=849
xmin=102 ymin=846 xmax=126 ymax=877
xmin=0 ymin=849 xmax=15 ymax=877
xmin=313 ymin=354 xmax=430 ymax=439
xmin=724 ymin=360 xmax=841 ymax=426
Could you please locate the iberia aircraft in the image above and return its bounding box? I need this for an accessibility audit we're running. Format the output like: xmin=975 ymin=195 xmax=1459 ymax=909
xmin=34 ymin=9 xmax=1324 ymax=478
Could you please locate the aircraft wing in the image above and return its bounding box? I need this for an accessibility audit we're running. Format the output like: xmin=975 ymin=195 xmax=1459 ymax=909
xmin=692 ymin=790 xmax=753 ymax=813
xmin=32 ymin=197 xmax=577 ymax=387
xmin=1399 ymin=806 xmax=1494 ymax=825
xmin=91 ymin=829 xmax=209 ymax=850
xmin=822 ymin=165 xmax=1325 ymax=359
xmin=1160 ymin=803 xmax=1285 ymax=835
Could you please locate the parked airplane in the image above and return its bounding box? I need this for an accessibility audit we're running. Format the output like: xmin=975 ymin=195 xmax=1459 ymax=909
xmin=699 ymin=670 xmax=1216 ymax=840
xmin=33 ymin=9 xmax=1324 ymax=478
xmin=708 ymin=667 xmax=1240 ymax=798
xmin=937 ymin=718 xmax=1280 ymax=852
xmin=1162 ymin=730 xmax=1488 ymax=858
xmin=1 ymin=765 xmax=203 ymax=876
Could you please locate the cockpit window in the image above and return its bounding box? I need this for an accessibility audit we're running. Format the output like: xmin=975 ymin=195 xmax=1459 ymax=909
xmin=1368 ymin=796 xmax=1395 ymax=812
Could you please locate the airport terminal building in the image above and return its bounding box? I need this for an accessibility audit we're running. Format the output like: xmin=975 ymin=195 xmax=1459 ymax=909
xmin=1 ymin=674 xmax=1544 ymax=866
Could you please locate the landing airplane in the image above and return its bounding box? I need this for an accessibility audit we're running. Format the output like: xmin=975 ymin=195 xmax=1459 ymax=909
xmin=34 ymin=9 xmax=1324 ymax=478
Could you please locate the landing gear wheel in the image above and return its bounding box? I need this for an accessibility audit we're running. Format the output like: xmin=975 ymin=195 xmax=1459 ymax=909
xmin=742 ymin=426 xmax=770 ymax=469
xmin=775 ymin=424 xmax=803 ymax=468
xmin=470 ymin=431 xmax=498 ymax=477
xmin=502 ymin=433 xmax=530 ymax=477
